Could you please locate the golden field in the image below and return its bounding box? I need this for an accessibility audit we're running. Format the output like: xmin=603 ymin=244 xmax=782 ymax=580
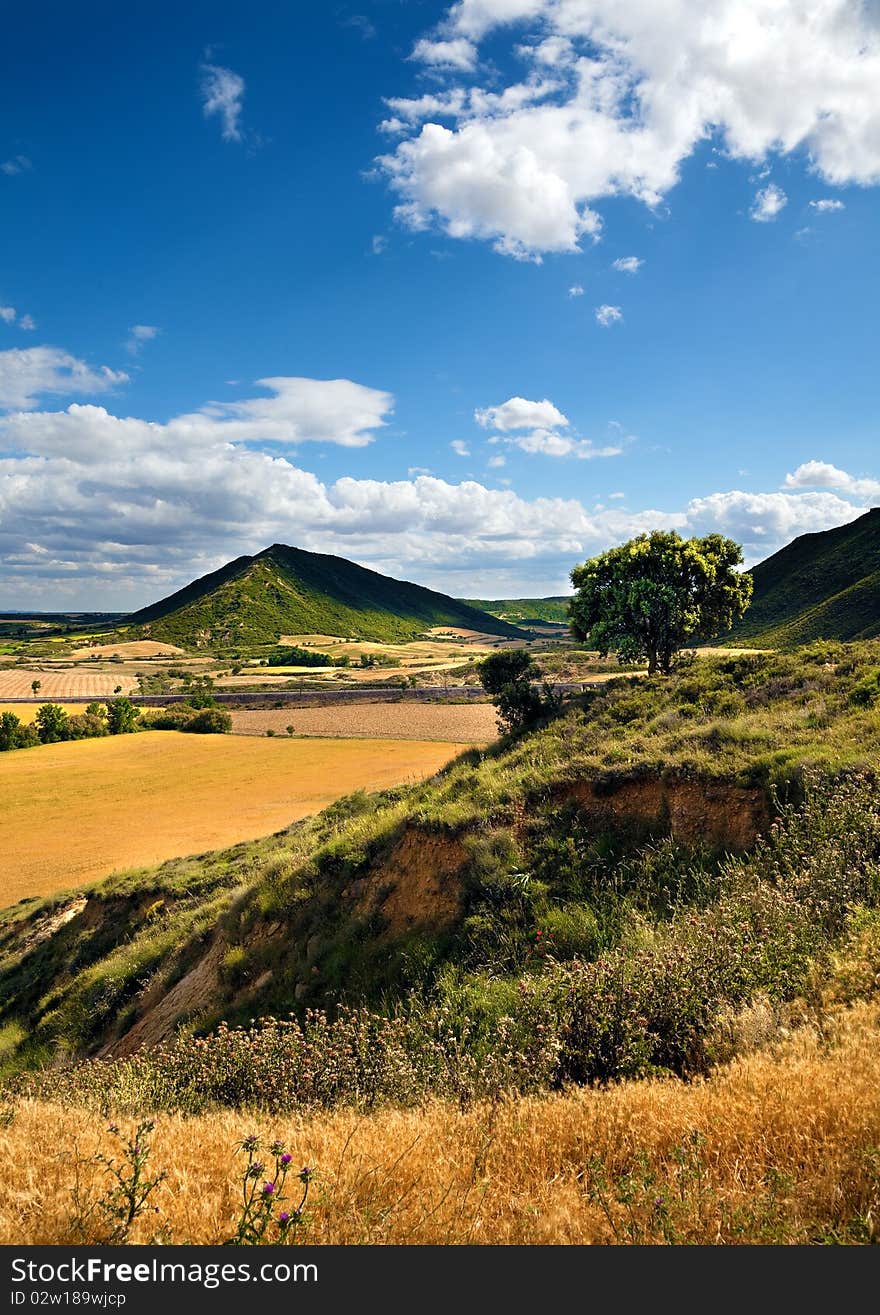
xmin=0 ymin=702 xmax=90 ymax=724
xmin=2 ymin=1001 xmax=878 ymax=1245
xmin=0 ymin=732 xmax=468 ymax=902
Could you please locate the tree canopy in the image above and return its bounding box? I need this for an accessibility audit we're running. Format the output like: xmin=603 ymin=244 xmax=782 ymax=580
xmin=477 ymin=649 xmax=559 ymax=733
xmin=569 ymin=531 xmax=753 ymax=675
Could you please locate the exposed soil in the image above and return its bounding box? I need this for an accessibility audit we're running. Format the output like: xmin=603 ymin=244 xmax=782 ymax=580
xmin=567 ymin=773 xmax=769 ymax=852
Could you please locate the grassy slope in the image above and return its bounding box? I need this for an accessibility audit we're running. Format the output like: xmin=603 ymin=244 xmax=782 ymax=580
xmin=726 ymin=507 xmax=880 ymax=646
xmin=129 ymin=545 xmax=524 ymax=648
xmin=463 ymin=596 xmax=572 ymax=625
xmin=3 ymin=640 xmax=880 ymax=1071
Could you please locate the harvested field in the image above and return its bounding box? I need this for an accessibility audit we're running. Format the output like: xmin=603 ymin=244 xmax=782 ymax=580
xmin=0 ymin=733 xmax=468 ymax=902
xmin=68 ymin=641 xmax=185 ymax=660
xmin=230 ymin=701 xmax=498 ymax=742
xmin=0 ymin=670 xmax=137 ymax=698
xmin=3 ymin=1000 xmax=879 ymax=1244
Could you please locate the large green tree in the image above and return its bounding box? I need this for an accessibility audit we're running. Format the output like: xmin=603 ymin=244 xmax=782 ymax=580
xmin=569 ymin=531 xmax=753 ymax=675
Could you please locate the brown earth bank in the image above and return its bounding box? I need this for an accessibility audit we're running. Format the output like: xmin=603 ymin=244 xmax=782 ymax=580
xmin=229 ymin=702 xmax=498 ymax=742
xmin=4 ymin=1000 xmax=879 ymax=1244
xmin=567 ymin=773 xmax=770 ymax=852
xmin=78 ymin=767 xmax=773 ymax=1058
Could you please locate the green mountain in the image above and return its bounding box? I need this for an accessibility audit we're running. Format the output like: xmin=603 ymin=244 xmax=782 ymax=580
xmin=725 ymin=507 xmax=880 ymax=646
xmin=128 ymin=544 xmax=524 ymax=648
xmin=462 ymin=596 xmax=572 ymax=627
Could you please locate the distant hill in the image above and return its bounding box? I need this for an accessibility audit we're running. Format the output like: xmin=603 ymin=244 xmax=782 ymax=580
xmin=462 ymin=596 xmax=572 ymax=627
xmin=128 ymin=544 xmax=525 ymax=648
xmin=724 ymin=507 xmax=880 ymax=646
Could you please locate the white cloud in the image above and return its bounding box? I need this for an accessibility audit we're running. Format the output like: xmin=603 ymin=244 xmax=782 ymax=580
xmin=750 ymin=183 xmax=787 ymax=222
xmin=507 ymin=428 xmax=621 ymax=459
xmin=0 ymin=347 xmax=128 ymax=410
xmin=612 ymin=256 xmax=643 ymax=273
xmin=200 ymin=63 xmax=245 ymax=143
xmin=0 ymin=307 xmax=15 ymax=325
xmin=381 ymin=1 xmax=880 ymax=258
xmin=809 ymin=198 xmax=846 ymax=212
xmin=0 ymin=392 xmax=874 ymax=603
xmin=475 ymin=395 xmax=569 ymax=431
xmin=193 ymin=376 xmax=394 ymax=448
xmin=371 ymin=235 xmax=387 ymax=255
xmin=595 ymin=304 xmax=622 ymax=327
xmin=784 ymin=459 xmax=880 ymax=501
xmin=488 ymin=454 xmax=506 ymax=467
xmin=1 ymin=155 xmax=31 ymax=176
xmin=18 ymin=314 xmax=36 ymax=331
xmin=568 ymin=283 xmax=584 ymax=297
xmin=451 ymin=439 xmax=471 ymax=456
xmin=411 ymin=37 xmax=478 ymax=71
xmin=684 ymin=489 xmax=865 ymax=560
xmin=609 ymin=491 xmax=625 ymax=500
xmin=125 ymin=324 xmax=160 ymax=356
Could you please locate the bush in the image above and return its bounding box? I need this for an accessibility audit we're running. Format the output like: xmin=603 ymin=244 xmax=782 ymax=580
xmin=182 ymin=708 xmax=232 ymax=735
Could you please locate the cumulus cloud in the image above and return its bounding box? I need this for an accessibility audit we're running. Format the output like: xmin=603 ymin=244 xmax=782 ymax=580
xmin=475 ymin=395 xmax=569 ymax=431
xmin=380 ymin=1 xmax=880 ymax=258
xmin=0 ymin=307 xmax=15 ymax=325
xmin=200 ymin=62 xmax=246 ymax=143
xmin=809 ymin=198 xmax=846 ymax=212
xmin=568 ymin=283 xmax=584 ymax=297
xmin=476 ymin=394 xmax=622 ymax=459
xmin=784 ymin=459 xmax=880 ymax=501
xmin=125 ymin=324 xmax=160 ymax=356
xmin=0 ymin=347 xmax=128 ymax=411
xmin=595 ymin=304 xmax=622 ymax=326
xmin=450 ymin=439 xmax=471 ymax=456
xmin=684 ymin=489 xmax=865 ymax=560
xmin=612 ymin=256 xmax=643 ymax=273
xmin=750 ymin=183 xmax=788 ymax=222
xmin=0 ymin=392 xmax=873 ymax=604
xmin=18 ymin=314 xmax=36 ymax=331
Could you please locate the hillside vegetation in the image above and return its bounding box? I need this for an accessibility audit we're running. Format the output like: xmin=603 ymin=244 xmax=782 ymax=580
xmin=463 ymin=595 xmax=571 ymax=626
xmin=128 ymin=544 xmax=523 ymax=649
xmin=3 ymin=641 xmax=880 ymax=1089
xmin=724 ymin=506 xmax=880 ymax=646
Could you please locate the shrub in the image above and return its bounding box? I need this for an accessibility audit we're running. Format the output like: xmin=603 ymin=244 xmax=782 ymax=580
xmin=182 ymin=707 xmax=232 ymax=735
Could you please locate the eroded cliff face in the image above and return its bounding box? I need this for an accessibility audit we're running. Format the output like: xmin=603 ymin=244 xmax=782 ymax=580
xmin=565 ymin=774 xmax=769 ymax=853
xmin=19 ymin=770 xmax=771 ymax=1058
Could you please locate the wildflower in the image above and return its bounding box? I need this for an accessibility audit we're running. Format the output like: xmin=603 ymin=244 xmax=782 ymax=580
xmin=280 ymin=1153 xmax=292 ymax=1166
xmin=262 ymin=1182 xmax=275 ymax=1195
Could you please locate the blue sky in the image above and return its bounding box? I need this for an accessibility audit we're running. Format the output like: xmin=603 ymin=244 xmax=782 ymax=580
xmin=2 ymin=0 xmax=879 ymax=609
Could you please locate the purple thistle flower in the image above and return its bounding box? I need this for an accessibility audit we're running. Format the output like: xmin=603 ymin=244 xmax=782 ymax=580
xmin=278 ymin=1212 xmax=291 ymax=1225
xmin=262 ymin=1182 xmax=275 ymax=1195
xmin=280 ymin=1153 xmax=292 ymax=1166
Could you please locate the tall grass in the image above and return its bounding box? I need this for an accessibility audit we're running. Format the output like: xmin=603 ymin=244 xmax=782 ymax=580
xmin=2 ymin=999 xmax=878 ymax=1244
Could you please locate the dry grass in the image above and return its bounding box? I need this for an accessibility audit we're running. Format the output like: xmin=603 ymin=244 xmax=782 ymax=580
xmin=0 ymin=733 xmax=468 ymax=902
xmin=2 ymin=1001 xmax=878 ymax=1245
xmin=0 ymin=670 xmax=137 ymax=698
xmin=229 ymin=702 xmax=498 ymax=742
